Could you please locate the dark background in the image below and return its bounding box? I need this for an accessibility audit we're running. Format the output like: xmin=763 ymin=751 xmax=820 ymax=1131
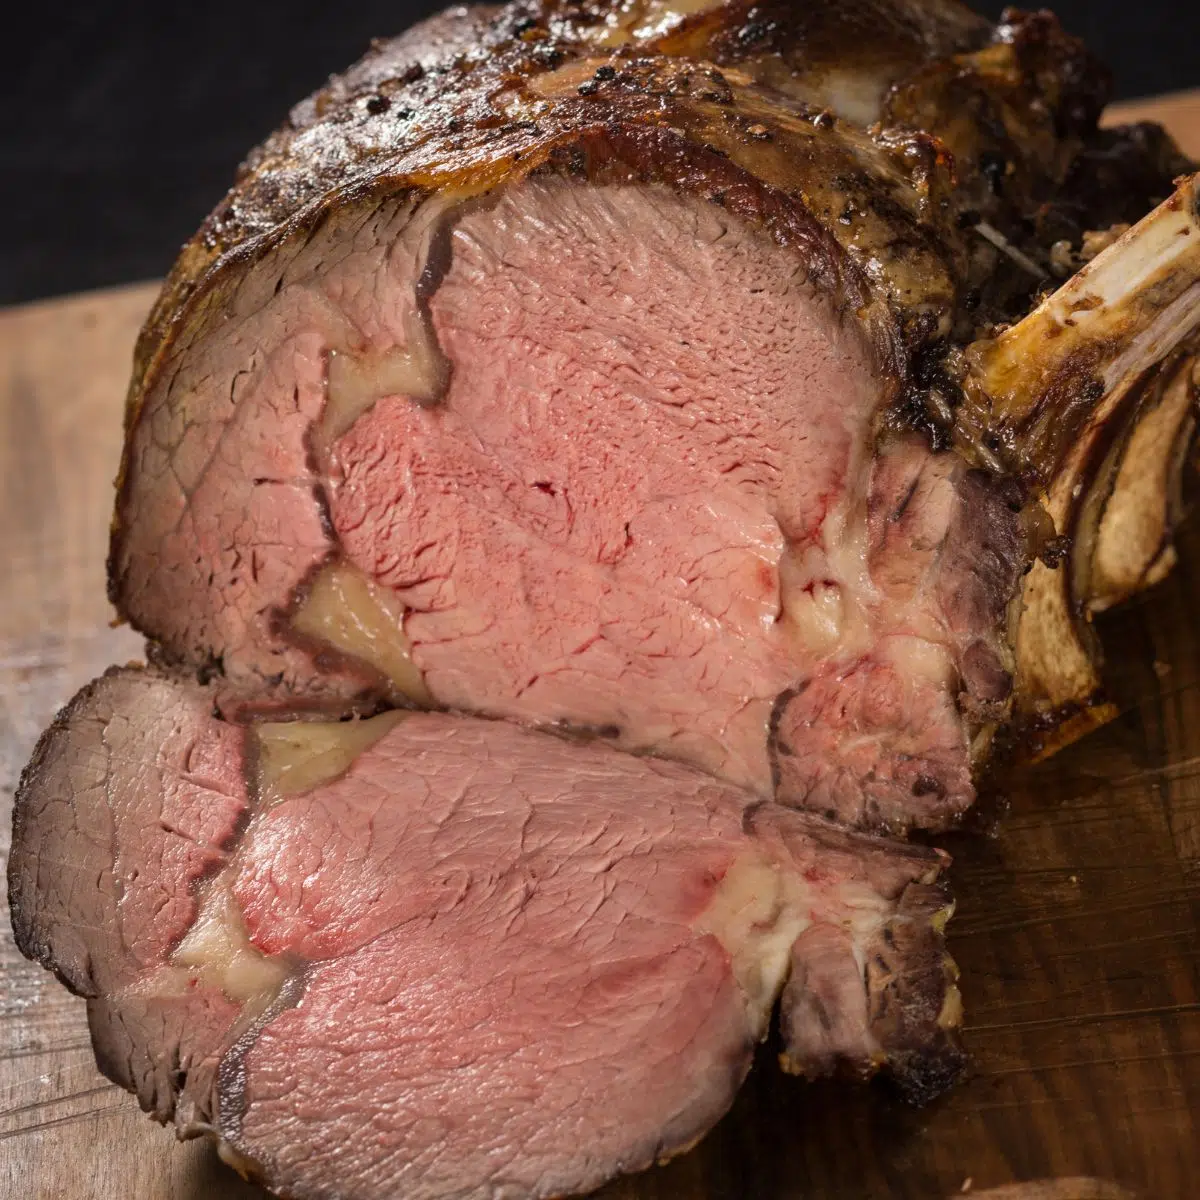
xmin=3 ymin=0 xmax=1197 ymax=306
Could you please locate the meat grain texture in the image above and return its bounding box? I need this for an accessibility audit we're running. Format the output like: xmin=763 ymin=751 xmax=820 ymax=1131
xmin=9 ymin=0 xmax=1199 ymax=1197
xmin=12 ymin=669 xmax=960 ymax=1200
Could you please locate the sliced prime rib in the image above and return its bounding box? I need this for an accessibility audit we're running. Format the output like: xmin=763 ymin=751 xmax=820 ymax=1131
xmin=10 ymin=1 xmax=1200 ymax=1197
xmin=105 ymin=0 xmax=1153 ymax=833
xmin=10 ymin=668 xmax=960 ymax=1200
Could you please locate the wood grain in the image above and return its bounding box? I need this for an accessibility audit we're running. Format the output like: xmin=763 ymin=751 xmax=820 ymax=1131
xmin=1 ymin=91 xmax=1198 ymax=1200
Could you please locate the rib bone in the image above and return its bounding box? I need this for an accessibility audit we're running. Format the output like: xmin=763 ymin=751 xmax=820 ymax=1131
xmin=957 ymin=175 xmax=1200 ymax=743
xmin=960 ymin=173 xmax=1200 ymax=490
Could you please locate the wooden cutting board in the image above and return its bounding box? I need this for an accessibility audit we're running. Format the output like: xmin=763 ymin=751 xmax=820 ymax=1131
xmin=2 ymin=91 xmax=1198 ymax=1200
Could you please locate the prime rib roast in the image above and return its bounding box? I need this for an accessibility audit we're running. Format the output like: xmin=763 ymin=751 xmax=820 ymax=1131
xmin=8 ymin=0 xmax=1200 ymax=1196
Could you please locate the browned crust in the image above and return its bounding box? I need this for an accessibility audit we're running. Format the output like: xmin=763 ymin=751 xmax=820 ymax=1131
xmin=863 ymin=877 xmax=966 ymax=1104
xmin=654 ymin=0 xmax=988 ymax=76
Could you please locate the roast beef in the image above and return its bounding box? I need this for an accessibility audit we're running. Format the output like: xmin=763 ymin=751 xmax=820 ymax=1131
xmin=10 ymin=0 xmax=1200 ymax=1196
xmin=105 ymin=0 xmax=1125 ymax=833
xmin=10 ymin=668 xmax=960 ymax=1200
xmin=103 ymin=0 xmax=1197 ymax=832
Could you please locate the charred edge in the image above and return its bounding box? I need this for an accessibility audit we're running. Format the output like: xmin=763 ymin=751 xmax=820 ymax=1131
xmin=105 ymin=511 xmax=127 ymax=615
xmin=998 ymin=694 xmax=1113 ymax=765
xmin=869 ymin=879 xmax=966 ymax=1106
xmin=216 ymin=971 xmax=309 ymax=1148
xmin=844 ymin=186 xmax=961 ymax=349
xmin=888 ymin=338 xmax=963 ymax=451
xmin=143 ymin=640 xmax=232 ymax=698
xmin=775 ymin=859 xmax=962 ymax=1102
xmin=766 ymin=685 xmax=803 ymax=793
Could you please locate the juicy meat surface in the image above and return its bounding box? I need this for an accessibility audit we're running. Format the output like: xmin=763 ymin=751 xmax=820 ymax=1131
xmin=331 ymin=180 xmax=882 ymax=788
xmin=10 ymin=669 xmax=962 ymax=1200
xmin=112 ymin=171 xmax=1023 ymax=830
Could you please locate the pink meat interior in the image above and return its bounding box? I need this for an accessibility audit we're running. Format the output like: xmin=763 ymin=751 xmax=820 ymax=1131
xmin=115 ymin=173 xmax=1012 ymax=826
xmin=331 ymin=179 xmax=884 ymax=789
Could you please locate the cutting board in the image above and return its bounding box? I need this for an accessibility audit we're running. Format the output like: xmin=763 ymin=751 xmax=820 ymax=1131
xmin=2 ymin=91 xmax=1198 ymax=1200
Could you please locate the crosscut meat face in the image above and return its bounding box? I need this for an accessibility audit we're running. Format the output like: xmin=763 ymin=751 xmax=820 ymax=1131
xmin=112 ymin=170 xmax=1022 ymax=831
xmin=107 ymin=0 xmax=1106 ymax=836
xmin=9 ymin=669 xmax=962 ymax=1200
